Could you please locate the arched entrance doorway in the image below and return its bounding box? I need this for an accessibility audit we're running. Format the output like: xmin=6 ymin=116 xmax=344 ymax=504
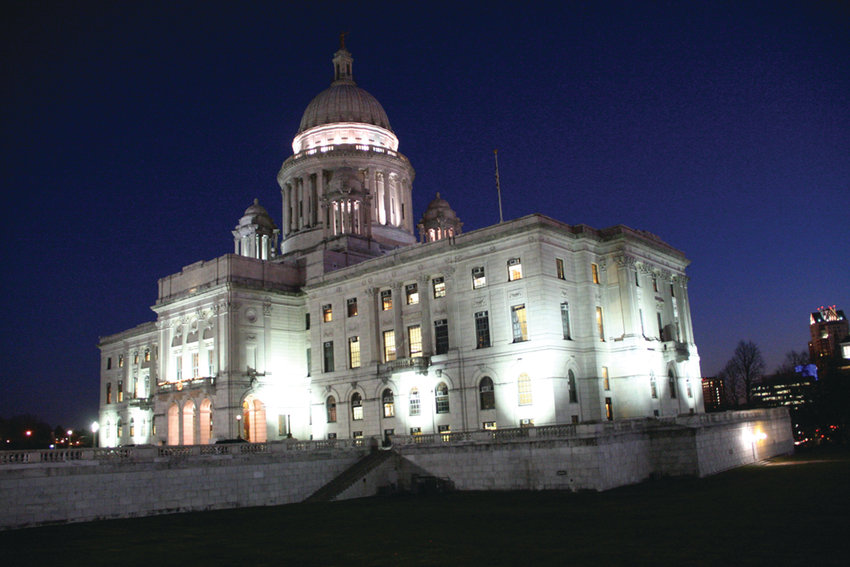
xmin=242 ymin=396 xmax=267 ymax=442
xmin=199 ymin=399 xmax=212 ymax=444
xmin=167 ymin=404 xmax=179 ymax=445
xmin=183 ymin=400 xmax=195 ymax=445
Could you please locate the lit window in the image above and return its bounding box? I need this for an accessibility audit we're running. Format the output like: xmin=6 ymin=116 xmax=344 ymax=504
xmin=475 ymin=311 xmax=491 ymax=348
xmin=383 ymin=330 xmax=396 ymax=362
xmin=106 ymin=382 xmax=112 ymax=404
xmin=381 ymin=289 xmax=393 ymax=311
xmin=322 ymin=304 xmax=332 ymax=323
xmin=602 ymin=366 xmax=610 ymax=390
xmin=438 ymin=424 xmax=451 ymax=441
xmin=435 ymin=382 xmax=450 ymax=414
xmin=352 ymin=430 xmax=363 ymax=439
xmin=507 ymin=258 xmax=523 ymax=281
xmin=192 ymin=352 xmax=199 ymax=378
xmin=348 ymin=336 xmax=361 ymax=368
xmin=382 ymin=389 xmax=395 ymax=418
xmin=351 ymin=393 xmax=363 ymax=421
xmin=568 ymin=370 xmax=578 ymax=403
xmin=483 ymin=421 xmax=497 ymax=430
xmin=144 ymin=349 xmax=150 ymax=362
xmin=118 ymin=355 xmax=124 ymax=368
xmin=347 ymin=298 xmax=358 ymax=317
xmin=519 ymin=418 xmax=534 ymax=428
xmin=479 ymin=376 xmax=495 ymax=410
xmin=511 ymin=304 xmax=528 ymax=342
xmin=408 ymin=325 xmax=422 ymax=357
xmin=605 ymin=397 xmax=613 ymax=421
xmin=133 ymin=352 xmax=139 ymax=365
xmin=117 ymin=419 xmax=123 ymax=440
xmin=406 ymin=283 xmax=419 ymax=305
xmin=596 ymin=307 xmax=605 ymax=341
xmin=432 ymin=277 xmax=446 ymax=298
xmin=434 ymin=319 xmax=449 ymax=354
xmin=410 ymin=427 xmax=422 ymax=435
xmin=472 ymin=266 xmax=486 ymax=289
xmin=560 ymin=302 xmax=571 ymax=340
xmin=117 ymin=380 xmax=124 ymax=403
xmin=556 ymin=258 xmax=565 ymax=280
xmin=591 ymin=263 xmax=600 ymax=284
xmin=207 ymin=349 xmax=215 ymax=376
xmin=409 ymin=388 xmax=421 ymax=416
xmin=323 ymin=341 xmax=334 ymax=373
xmin=518 ymin=372 xmax=532 ymax=405
xmin=129 ymin=418 xmax=135 ymax=438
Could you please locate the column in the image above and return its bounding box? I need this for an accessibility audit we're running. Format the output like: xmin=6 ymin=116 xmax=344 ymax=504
xmin=393 ymin=283 xmax=405 ymax=357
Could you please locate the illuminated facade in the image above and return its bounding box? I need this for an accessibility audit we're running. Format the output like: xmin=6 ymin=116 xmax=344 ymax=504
xmin=808 ymin=306 xmax=850 ymax=372
xmin=97 ymin=43 xmax=703 ymax=447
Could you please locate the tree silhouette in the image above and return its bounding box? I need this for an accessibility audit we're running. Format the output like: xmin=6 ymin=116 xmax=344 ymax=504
xmin=722 ymin=340 xmax=765 ymax=407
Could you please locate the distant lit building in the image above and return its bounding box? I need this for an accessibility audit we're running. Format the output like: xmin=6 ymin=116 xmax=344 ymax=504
xmin=701 ymin=376 xmax=727 ymax=411
xmin=96 ymin=42 xmax=704 ymax=447
xmin=808 ymin=306 xmax=850 ymax=372
xmin=751 ymin=372 xmax=815 ymax=410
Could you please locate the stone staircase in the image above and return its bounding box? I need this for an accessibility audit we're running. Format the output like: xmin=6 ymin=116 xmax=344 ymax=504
xmin=303 ymin=449 xmax=396 ymax=503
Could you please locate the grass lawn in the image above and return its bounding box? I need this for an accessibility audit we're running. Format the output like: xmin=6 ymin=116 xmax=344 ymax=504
xmin=2 ymin=446 xmax=848 ymax=566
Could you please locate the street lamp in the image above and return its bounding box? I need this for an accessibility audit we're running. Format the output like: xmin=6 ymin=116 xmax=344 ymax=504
xmin=235 ymin=414 xmax=242 ymax=440
xmin=91 ymin=422 xmax=99 ymax=448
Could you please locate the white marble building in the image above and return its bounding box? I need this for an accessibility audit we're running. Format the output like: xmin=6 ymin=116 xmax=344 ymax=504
xmin=97 ymin=43 xmax=702 ymax=447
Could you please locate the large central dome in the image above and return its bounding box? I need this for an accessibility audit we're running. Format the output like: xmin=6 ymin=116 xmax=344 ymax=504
xmin=296 ymin=47 xmax=392 ymax=134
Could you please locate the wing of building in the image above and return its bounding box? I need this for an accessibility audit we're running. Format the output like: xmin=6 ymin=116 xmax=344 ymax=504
xmin=96 ymin=44 xmax=703 ymax=447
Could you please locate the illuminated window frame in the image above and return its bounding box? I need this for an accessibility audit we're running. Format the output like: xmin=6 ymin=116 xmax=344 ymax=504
xmin=591 ymin=263 xmax=600 ymax=284
xmin=511 ymin=304 xmax=528 ymax=342
xmin=406 ymin=283 xmax=419 ymax=305
xmin=382 ymin=389 xmax=395 ymax=418
xmin=408 ymin=325 xmax=422 ymax=357
xmin=432 ymin=277 xmax=446 ymax=298
xmin=348 ymin=336 xmax=361 ymax=369
xmin=435 ymin=382 xmax=450 ymax=414
xmin=383 ymin=330 xmax=396 ymax=362
xmin=507 ymin=258 xmax=523 ymax=281
xmin=475 ymin=311 xmax=491 ymax=348
xmin=518 ymin=373 xmax=532 ymax=405
xmin=479 ymin=376 xmax=495 ymax=410
xmin=472 ymin=266 xmax=486 ymax=289
xmin=351 ymin=393 xmax=363 ymax=421
xmin=381 ymin=289 xmax=393 ymax=311
xmin=409 ymin=388 xmax=421 ymax=416
xmin=556 ymin=258 xmax=565 ymax=280
xmin=347 ymin=297 xmax=358 ymax=317
xmin=322 ymin=304 xmax=333 ymax=323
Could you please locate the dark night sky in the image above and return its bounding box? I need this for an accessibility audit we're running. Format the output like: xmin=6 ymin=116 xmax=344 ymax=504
xmin=2 ymin=1 xmax=848 ymax=428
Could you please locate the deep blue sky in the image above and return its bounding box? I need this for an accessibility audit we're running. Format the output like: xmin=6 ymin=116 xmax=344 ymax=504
xmin=2 ymin=1 xmax=848 ymax=428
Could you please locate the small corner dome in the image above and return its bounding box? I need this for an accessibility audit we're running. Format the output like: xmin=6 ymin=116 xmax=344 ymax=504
xmin=238 ymin=199 xmax=277 ymax=230
xmin=421 ymin=193 xmax=460 ymax=223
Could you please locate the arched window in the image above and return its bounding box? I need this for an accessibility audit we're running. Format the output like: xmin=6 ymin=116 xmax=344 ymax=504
xmin=129 ymin=417 xmax=135 ymax=438
xmin=568 ymin=370 xmax=578 ymax=403
xmin=669 ymin=371 xmax=677 ymax=399
xmin=167 ymin=404 xmax=179 ymax=445
xmin=183 ymin=401 xmax=195 ymax=445
xmin=326 ymin=396 xmax=337 ymax=423
xmin=199 ymin=399 xmax=212 ymax=444
xmin=479 ymin=377 xmax=495 ymax=410
xmin=435 ymin=382 xmax=449 ymax=414
xmin=382 ymin=389 xmax=395 ymax=418
xmin=409 ymin=388 xmax=421 ymax=416
xmin=518 ymin=373 xmax=532 ymax=405
xmin=351 ymin=392 xmax=363 ymax=421
xmin=116 ymin=418 xmax=123 ymax=442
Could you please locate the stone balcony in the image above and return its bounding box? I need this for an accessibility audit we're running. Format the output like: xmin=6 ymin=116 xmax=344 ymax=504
xmin=378 ymin=355 xmax=430 ymax=376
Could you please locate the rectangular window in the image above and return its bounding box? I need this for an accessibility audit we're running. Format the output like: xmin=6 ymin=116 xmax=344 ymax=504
xmin=472 ymin=266 xmax=486 ymax=289
xmin=323 ymin=341 xmax=334 ymax=373
xmin=306 ymin=347 xmax=311 ymax=377
xmin=650 ymin=376 xmax=658 ymax=399
xmin=409 ymin=390 xmax=421 ymax=416
xmin=192 ymin=352 xmax=199 ymax=378
xmin=518 ymin=373 xmax=533 ymax=405
xmin=519 ymin=418 xmax=535 ymax=428
xmin=408 ymin=325 xmax=422 ymax=357
xmin=106 ymin=383 xmax=112 ymax=404
xmin=348 ymin=336 xmax=361 ymax=368
xmin=653 ymin=276 xmax=658 ymax=292
xmin=144 ymin=349 xmax=150 ymax=362
xmin=352 ymin=431 xmax=363 ymax=439
xmin=438 ymin=424 xmax=451 ymax=441
xmin=383 ymin=330 xmax=396 ymax=362
xmin=605 ymin=397 xmax=613 ymax=421
xmin=107 ymin=357 xmax=112 ymax=370
xmin=384 ymin=428 xmax=395 ymax=438
xmin=556 ymin=258 xmax=565 ymax=280
xmin=511 ymin=304 xmax=528 ymax=342
xmin=670 ymin=283 xmax=675 ymax=297
xmin=327 ymin=432 xmax=337 ymax=440
xmin=278 ymin=415 xmax=289 ymax=437
xmin=473 ymin=311 xmax=490 ymax=349
xmin=592 ymin=263 xmax=600 ymax=284
xmin=410 ymin=427 xmax=422 ymax=435
xmin=483 ymin=421 xmax=497 ymax=430
xmin=347 ymin=297 xmax=358 ymax=317
xmin=117 ymin=381 xmax=124 ymax=403
xmin=657 ymin=312 xmax=664 ymax=341
xmin=596 ymin=307 xmax=605 ymax=341
xmin=434 ymin=319 xmax=449 ymax=354
xmin=405 ymin=283 xmax=419 ymax=305
xmin=133 ymin=352 xmax=139 ymax=365
xmin=602 ymin=366 xmax=610 ymax=390
xmin=635 ymin=270 xmax=641 ymax=287
xmin=381 ymin=289 xmax=393 ymax=311
xmin=560 ymin=302 xmax=571 ymax=340
xmin=507 ymin=257 xmax=523 ymax=281
xmin=322 ymin=304 xmax=332 ymax=323
xmin=305 ymin=313 xmax=310 ymax=330
xmin=119 ymin=355 xmax=124 ymax=368
xmin=432 ymin=277 xmax=446 ymax=298
xmin=207 ymin=349 xmax=215 ymax=376
xmin=176 ymin=355 xmax=183 ymax=381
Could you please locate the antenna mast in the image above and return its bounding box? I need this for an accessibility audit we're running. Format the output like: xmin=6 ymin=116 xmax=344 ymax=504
xmin=494 ymin=149 xmax=504 ymax=223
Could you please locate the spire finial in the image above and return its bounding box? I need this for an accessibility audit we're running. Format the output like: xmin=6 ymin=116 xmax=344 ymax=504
xmin=339 ymin=31 xmax=348 ymax=50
